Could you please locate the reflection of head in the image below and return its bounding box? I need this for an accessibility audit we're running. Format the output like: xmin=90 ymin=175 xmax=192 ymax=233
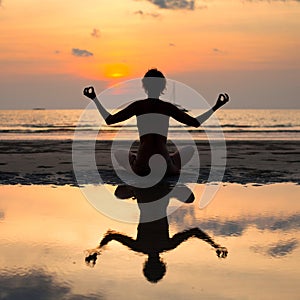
xmin=143 ymin=255 xmax=167 ymax=283
xmin=142 ymin=68 xmax=166 ymax=96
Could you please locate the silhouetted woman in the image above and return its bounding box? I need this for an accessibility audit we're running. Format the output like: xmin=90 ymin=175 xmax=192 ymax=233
xmin=83 ymin=68 xmax=229 ymax=176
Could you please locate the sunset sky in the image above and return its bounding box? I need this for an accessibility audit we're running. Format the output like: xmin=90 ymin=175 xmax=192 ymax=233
xmin=0 ymin=0 xmax=299 ymax=109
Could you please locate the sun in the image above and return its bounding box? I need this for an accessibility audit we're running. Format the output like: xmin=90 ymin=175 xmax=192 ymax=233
xmin=104 ymin=63 xmax=130 ymax=79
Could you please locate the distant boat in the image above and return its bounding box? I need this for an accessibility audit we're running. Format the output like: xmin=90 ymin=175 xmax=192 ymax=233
xmin=32 ymin=108 xmax=46 ymax=110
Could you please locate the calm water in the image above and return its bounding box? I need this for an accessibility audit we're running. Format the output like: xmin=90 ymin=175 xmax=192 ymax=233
xmin=0 ymin=184 xmax=300 ymax=299
xmin=0 ymin=109 xmax=299 ymax=140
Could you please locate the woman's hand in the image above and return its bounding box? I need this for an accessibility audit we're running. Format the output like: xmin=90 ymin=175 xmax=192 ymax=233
xmin=83 ymin=86 xmax=96 ymax=100
xmin=214 ymin=93 xmax=229 ymax=110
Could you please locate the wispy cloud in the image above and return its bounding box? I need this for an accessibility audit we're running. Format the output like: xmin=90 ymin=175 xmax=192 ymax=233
xmin=91 ymin=28 xmax=101 ymax=38
xmin=72 ymin=48 xmax=93 ymax=57
xmin=267 ymin=239 xmax=298 ymax=257
xmin=251 ymin=239 xmax=299 ymax=258
xmin=0 ymin=269 xmax=101 ymax=300
xmin=147 ymin=0 xmax=195 ymax=10
xmin=169 ymin=43 xmax=176 ymax=47
xmin=170 ymin=209 xmax=300 ymax=237
xmin=134 ymin=10 xmax=161 ymax=18
xmin=212 ymin=48 xmax=227 ymax=55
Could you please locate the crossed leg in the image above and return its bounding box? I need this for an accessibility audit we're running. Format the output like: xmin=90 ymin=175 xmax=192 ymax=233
xmin=113 ymin=150 xmax=136 ymax=172
xmin=170 ymin=145 xmax=195 ymax=169
xmin=113 ymin=146 xmax=195 ymax=175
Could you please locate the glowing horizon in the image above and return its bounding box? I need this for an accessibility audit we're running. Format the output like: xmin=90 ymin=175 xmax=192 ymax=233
xmin=0 ymin=0 xmax=299 ymax=108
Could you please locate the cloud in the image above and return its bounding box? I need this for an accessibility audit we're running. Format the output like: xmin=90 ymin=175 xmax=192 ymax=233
xmin=251 ymin=239 xmax=298 ymax=258
xmin=213 ymin=48 xmax=226 ymax=55
xmin=0 ymin=269 xmax=102 ymax=300
xmin=72 ymin=48 xmax=93 ymax=57
xmin=0 ymin=210 xmax=4 ymax=220
xmin=147 ymin=0 xmax=195 ymax=10
xmin=169 ymin=43 xmax=176 ymax=47
xmin=54 ymin=50 xmax=61 ymax=54
xmin=91 ymin=28 xmax=101 ymax=38
xmin=267 ymin=239 xmax=298 ymax=257
xmin=170 ymin=208 xmax=300 ymax=237
xmin=201 ymin=219 xmax=246 ymax=237
xmin=134 ymin=9 xmax=144 ymax=15
xmin=134 ymin=10 xmax=161 ymax=18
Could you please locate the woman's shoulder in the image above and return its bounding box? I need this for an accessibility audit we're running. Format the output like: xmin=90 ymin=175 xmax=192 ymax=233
xmin=132 ymin=98 xmax=178 ymax=114
xmin=131 ymin=99 xmax=147 ymax=105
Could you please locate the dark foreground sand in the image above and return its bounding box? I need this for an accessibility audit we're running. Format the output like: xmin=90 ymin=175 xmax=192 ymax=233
xmin=0 ymin=140 xmax=299 ymax=185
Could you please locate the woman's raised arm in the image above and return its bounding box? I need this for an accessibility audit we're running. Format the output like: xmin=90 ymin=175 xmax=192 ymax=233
xmin=83 ymin=86 xmax=110 ymax=120
xmin=196 ymin=93 xmax=229 ymax=125
xmin=169 ymin=93 xmax=229 ymax=128
xmin=83 ymin=86 xmax=136 ymax=125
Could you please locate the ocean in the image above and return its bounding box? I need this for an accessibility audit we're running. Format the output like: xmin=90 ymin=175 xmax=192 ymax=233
xmin=0 ymin=109 xmax=299 ymax=141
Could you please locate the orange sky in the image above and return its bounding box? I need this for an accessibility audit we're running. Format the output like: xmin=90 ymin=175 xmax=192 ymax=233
xmin=0 ymin=0 xmax=299 ymax=108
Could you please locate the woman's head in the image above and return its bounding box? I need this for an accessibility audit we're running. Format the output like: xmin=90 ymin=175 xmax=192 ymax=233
xmin=142 ymin=68 xmax=166 ymax=97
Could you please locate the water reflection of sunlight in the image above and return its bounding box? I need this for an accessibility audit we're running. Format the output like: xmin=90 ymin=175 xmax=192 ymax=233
xmin=0 ymin=184 xmax=299 ymax=299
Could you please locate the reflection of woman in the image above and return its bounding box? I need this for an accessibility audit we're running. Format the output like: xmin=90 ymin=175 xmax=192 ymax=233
xmin=83 ymin=68 xmax=229 ymax=176
xmin=85 ymin=182 xmax=228 ymax=283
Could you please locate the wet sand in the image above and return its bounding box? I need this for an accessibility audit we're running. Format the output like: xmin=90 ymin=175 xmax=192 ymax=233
xmin=0 ymin=140 xmax=299 ymax=185
xmin=0 ymin=184 xmax=300 ymax=299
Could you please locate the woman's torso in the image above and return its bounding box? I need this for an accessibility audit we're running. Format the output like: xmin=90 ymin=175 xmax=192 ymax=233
xmin=134 ymin=99 xmax=173 ymax=171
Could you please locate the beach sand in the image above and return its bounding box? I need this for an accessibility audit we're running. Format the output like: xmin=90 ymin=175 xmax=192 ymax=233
xmin=0 ymin=140 xmax=299 ymax=185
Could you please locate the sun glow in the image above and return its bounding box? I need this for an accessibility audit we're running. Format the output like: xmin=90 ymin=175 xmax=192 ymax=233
xmin=104 ymin=63 xmax=130 ymax=79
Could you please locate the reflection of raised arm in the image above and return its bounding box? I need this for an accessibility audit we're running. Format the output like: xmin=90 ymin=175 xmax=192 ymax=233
xmin=169 ymin=228 xmax=228 ymax=258
xmin=196 ymin=93 xmax=229 ymax=125
xmin=85 ymin=230 xmax=138 ymax=267
xmin=100 ymin=230 xmax=140 ymax=252
xmin=83 ymin=86 xmax=136 ymax=125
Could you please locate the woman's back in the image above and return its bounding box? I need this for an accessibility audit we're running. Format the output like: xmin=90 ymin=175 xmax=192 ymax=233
xmin=134 ymin=99 xmax=172 ymax=172
xmin=136 ymin=99 xmax=171 ymax=139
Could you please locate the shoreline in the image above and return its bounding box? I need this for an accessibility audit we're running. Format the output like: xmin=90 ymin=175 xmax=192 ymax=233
xmin=0 ymin=139 xmax=299 ymax=186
